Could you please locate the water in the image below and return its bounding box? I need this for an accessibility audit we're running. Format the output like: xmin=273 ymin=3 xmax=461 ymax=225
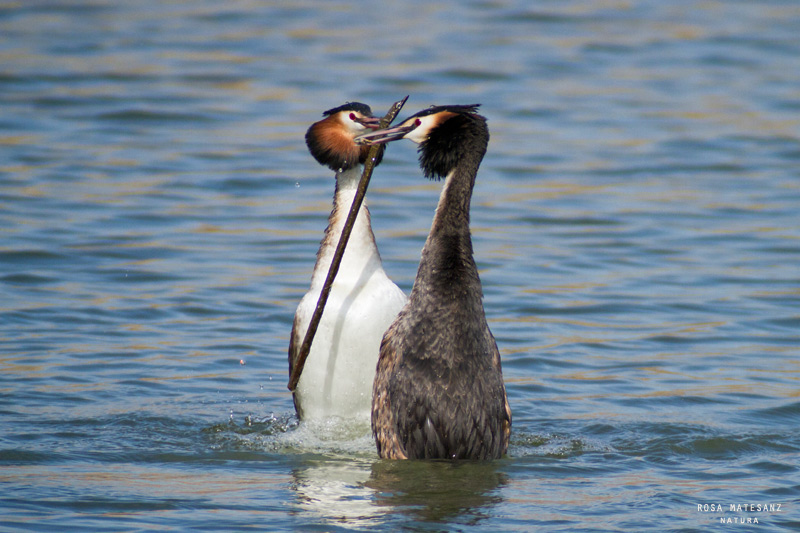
xmin=2 ymin=0 xmax=799 ymax=530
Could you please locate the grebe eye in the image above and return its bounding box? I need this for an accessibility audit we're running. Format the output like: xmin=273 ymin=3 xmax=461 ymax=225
xmin=349 ymin=113 xmax=357 ymax=121
xmin=415 ymin=119 xmax=422 ymax=126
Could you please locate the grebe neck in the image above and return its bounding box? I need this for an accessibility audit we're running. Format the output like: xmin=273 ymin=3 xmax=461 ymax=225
xmin=310 ymin=165 xmax=381 ymax=289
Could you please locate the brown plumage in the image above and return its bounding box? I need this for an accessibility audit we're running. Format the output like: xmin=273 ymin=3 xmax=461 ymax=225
xmin=358 ymin=105 xmax=511 ymax=460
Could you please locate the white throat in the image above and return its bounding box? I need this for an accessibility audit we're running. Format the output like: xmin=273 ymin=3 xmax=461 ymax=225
xmin=311 ymin=165 xmax=382 ymax=290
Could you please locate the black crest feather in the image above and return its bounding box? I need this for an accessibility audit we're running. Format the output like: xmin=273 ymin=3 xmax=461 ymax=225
xmin=414 ymin=105 xmax=487 ymax=180
xmin=322 ymin=101 xmax=373 ymax=117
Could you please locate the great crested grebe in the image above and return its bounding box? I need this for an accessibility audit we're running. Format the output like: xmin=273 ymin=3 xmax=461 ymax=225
xmin=289 ymin=102 xmax=407 ymax=422
xmin=356 ymin=104 xmax=511 ymax=459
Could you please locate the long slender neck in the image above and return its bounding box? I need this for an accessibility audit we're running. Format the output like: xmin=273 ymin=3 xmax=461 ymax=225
xmin=311 ymin=165 xmax=381 ymax=288
xmin=411 ymin=139 xmax=486 ymax=303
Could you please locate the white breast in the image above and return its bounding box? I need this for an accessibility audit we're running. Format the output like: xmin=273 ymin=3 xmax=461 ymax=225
xmin=292 ymin=166 xmax=407 ymax=422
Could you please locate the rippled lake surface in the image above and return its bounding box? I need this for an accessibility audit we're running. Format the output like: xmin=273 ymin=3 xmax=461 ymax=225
xmin=2 ymin=1 xmax=799 ymax=531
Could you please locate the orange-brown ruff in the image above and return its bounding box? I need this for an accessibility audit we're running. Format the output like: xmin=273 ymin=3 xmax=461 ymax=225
xmin=361 ymin=105 xmax=511 ymax=459
xmin=305 ymin=103 xmax=377 ymax=172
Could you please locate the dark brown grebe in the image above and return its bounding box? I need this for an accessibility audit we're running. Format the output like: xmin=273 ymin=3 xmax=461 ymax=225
xmin=357 ymin=105 xmax=511 ymax=459
xmin=289 ymin=103 xmax=407 ymax=422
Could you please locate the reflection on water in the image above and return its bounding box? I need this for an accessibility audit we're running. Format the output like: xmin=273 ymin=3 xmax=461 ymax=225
xmin=367 ymin=460 xmax=507 ymax=525
xmin=292 ymin=459 xmax=382 ymax=529
xmin=289 ymin=454 xmax=507 ymax=529
xmin=238 ymin=415 xmax=510 ymax=528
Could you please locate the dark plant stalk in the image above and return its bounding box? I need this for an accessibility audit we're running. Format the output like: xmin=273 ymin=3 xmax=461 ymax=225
xmin=288 ymin=96 xmax=408 ymax=391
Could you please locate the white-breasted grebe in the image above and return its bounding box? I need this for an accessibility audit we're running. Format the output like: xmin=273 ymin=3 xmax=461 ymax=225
xmin=289 ymin=102 xmax=407 ymax=422
xmin=357 ymin=104 xmax=511 ymax=459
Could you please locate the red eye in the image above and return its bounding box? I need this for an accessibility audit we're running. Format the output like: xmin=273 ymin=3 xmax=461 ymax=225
xmin=415 ymin=119 xmax=422 ymax=126
xmin=349 ymin=113 xmax=357 ymax=121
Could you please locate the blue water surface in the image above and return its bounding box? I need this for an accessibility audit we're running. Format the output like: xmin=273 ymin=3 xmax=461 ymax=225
xmin=2 ymin=1 xmax=799 ymax=531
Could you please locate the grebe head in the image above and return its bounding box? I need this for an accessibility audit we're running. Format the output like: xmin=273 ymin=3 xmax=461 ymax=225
xmin=356 ymin=104 xmax=486 ymax=180
xmin=306 ymin=102 xmax=385 ymax=172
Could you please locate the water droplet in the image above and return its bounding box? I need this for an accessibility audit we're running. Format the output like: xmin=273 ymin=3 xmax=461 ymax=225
xmin=295 ymin=181 xmax=300 ymax=188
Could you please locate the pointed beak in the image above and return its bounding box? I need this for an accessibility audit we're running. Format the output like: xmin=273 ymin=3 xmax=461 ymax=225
xmin=353 ymin=115 xmax=382 ymax=130
xmin=355 ymin=122 xmax=417 ymax=145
